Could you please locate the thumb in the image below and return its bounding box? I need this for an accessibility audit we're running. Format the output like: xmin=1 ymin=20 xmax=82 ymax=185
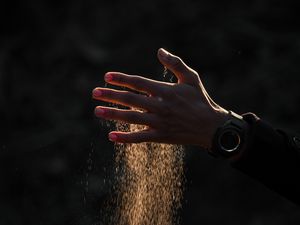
xmin=157 ymin=48 xmax=199 ymax=85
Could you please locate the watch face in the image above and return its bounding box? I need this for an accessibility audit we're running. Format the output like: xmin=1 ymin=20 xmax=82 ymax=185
xmin=211 ymin=114 xmax=247 ymax=158
xmin=218 ymin=129 xmax=241 ymax=152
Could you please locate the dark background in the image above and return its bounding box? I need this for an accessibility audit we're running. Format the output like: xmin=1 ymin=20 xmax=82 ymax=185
xmin=1 ymin=0 xmax=300 ymax=224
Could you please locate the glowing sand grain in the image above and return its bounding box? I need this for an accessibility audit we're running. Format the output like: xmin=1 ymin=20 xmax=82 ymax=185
xmin=112 ymin=123 xmax=185 ymax=225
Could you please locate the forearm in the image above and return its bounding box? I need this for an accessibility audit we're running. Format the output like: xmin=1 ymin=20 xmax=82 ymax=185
xmin=92 ymin=49 xmax=300 ymax=205
xmin=231 ymin=113 xmax=300 ymax=205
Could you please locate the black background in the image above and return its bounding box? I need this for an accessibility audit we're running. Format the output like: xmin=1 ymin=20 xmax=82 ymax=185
xmin=1 ymin=0 xmax=300 ymax=224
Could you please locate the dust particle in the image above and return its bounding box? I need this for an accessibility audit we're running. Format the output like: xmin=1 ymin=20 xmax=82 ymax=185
xmin=111 ymin=122 xmax=185 ymax=225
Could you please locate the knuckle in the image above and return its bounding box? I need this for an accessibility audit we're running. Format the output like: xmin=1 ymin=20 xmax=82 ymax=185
xmin=148 ymin=100 xmax=161 ymax=113
xmin=160 ymin=102 xmax=172 ymax=117
xmin=105 ymin=109 xmax=116 ymax=118
xmin=162 ymin=86 xmax=176 ymax=99
xmin=119 ymin=92 xmax=131 ymax=103
xmin=159 ymin=86 xmax=170 ymax=97
xmin=115 ymin=75 xmax=124 ymax=83
xmin=171 ymin=56 xmax=183 ymax=69
xmin=160 ymin=119 xmax=170 ymax=131
xmin=108 ymin=109 xmax=117 ymax=117
xmin=127 ymin=134 xmax=140 ymax=143
xmin=190 ymin=70 xmax=200 ymax=80
xmin=105 ymin=90 xmax=113 ymax=98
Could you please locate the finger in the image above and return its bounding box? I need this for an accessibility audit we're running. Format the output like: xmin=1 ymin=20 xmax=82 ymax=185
xmin=104 ymin=72 xmax=169 ymax=95
xmin=157 ymin=48 xmax=200 ymax=86
xmin=108 ymin=129 xmax=159 ymax=143
xmin=94 ymin=106 xmax=159 ymax=126
xmin=92 ymin=88 xmax=160 ymax=111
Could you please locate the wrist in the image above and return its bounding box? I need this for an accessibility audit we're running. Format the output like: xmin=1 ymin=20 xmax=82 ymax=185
xmin=205 ymin=108 xmax=230 ymax=149
xmin=209 ymin=110 xmax=249 ymax=160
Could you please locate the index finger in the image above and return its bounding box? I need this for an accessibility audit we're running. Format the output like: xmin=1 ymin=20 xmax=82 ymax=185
xmin=104 ymin=72 xmax=169 ymax=95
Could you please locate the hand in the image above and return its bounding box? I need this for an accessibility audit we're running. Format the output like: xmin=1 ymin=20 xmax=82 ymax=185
xmin=92 ymin=48 xmax=229 ymax=149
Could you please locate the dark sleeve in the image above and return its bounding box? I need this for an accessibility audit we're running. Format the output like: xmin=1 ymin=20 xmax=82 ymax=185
xmin=231 ymin=113 xmax=300 ymax=205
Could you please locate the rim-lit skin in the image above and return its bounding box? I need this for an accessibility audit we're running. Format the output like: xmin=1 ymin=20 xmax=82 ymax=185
xmin=92 ymin=48 xmax=230 ymax=150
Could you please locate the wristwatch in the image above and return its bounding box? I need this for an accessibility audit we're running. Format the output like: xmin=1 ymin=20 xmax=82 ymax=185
xmin=210 ymin=111 xmax=248 ymax=158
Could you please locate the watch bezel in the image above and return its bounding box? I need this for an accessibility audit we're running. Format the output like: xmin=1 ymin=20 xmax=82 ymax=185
xmin=210 ymin=111 xmax=247 ymax=158
xmin=218 ymin=128 xmax=241 ymax=152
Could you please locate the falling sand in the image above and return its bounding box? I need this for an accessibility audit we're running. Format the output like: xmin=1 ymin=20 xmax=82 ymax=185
xmin=109 ymin=122 xmax=185 ymax=225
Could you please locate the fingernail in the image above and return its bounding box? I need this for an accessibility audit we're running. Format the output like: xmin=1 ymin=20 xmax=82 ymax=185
xmin=93 ymin=89 xmax=102 ymax=97
xmin=159 ymin=48 xmax=170 ymax=60
xmin=105 ymin=73 xmax=113 ymax=82
xmin=95 ymin=107 xmax=106 ymax=116
xmin=109 ymin=133 xmax=118 ymax=141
